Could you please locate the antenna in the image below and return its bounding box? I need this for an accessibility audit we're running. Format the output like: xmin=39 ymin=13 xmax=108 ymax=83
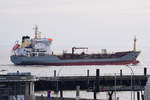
xmin=33 ymin=25 xmax=41 ymax=39
xmin=34 ymin=25 xmax=38 ymax=39
xmin=133 ymin=36 xmax=137 ymax=51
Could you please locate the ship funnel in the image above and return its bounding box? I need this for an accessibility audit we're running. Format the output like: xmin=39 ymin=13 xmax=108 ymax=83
xmin=133 ymin=36 xmax=137 ymax=51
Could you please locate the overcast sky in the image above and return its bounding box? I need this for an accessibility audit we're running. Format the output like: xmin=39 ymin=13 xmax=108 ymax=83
xmin=1 ymin=0 xmax=150 ymax=52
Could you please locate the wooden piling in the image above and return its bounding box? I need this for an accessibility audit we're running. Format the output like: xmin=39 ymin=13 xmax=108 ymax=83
xmin=144 ymin=67 xmax=147 ymax=76
xmin=95 ymin=69 xmax=100 ymax=92
xmin=87 ymin=69 xmax=89 ymax=77
xmin=141 ymin=91 xmax=144 ymax=100
xmin=108 ymin=91 xmax=113 ymax=100
xmin=93 ymin=82 xmax=97 ymax=100
xmin=120 ymin=69 xmax=123 ymax=85
xmin=94 ymin=91 xmax=97 ymax=100
xmin=141 ymin=94 xmax=144 ymax=100
xmin=60 ymin=90 xmax=63 ymax=100
xmin=60 ymin=82 xmax=63 ymax=100
xmin=76 ymin=85 xmax=80 ymax=100
xmin=120 ymin=70 xmax=122 ymax=77
xmin=54 ymin=70 xmax=56 ymax=77
xmin=137 ymin=91 xmax=140 ymax=100
xmin=87 ymin=69 xmax=90 ymax=90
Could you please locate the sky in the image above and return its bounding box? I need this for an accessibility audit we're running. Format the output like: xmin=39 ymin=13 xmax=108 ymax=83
xmin=1 ymin=0 xmax=150 ymax=52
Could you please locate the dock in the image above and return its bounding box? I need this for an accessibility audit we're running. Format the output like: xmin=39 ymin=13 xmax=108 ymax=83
xmin=35 ymin=75 xmax=148 ymax=91
xmin=0 ymin=68 xmax=148 ymax=100
xmin=35 ymin=68 xmax=149 ymax=92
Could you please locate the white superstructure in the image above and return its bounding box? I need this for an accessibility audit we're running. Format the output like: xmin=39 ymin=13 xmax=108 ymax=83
xmin=12 ymin=26 xmax=53 ymax=56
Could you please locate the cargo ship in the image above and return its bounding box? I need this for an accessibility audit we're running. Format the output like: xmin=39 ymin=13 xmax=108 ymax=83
xmin=10 ymin=26 xmax=140 ymax=65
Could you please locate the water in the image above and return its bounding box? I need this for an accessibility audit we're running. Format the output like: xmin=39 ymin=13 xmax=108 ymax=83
xmin=0 ymin=45 xmax=150 ymax=100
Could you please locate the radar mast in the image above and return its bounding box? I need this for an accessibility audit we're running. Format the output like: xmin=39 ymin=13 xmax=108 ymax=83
xmin=34 ymin=25 xmax=41 ymax=39
xmin=133 ymin=36 xmax=137 ymax=51
xmin=34 ymin=25 xmax=38 ymax=39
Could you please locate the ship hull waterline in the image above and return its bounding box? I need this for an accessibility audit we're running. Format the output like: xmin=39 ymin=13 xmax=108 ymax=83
xmin=10 ymin=59 xmax=139 ymax=66
xmin=10 ymin=51 xmax=140 ymax=66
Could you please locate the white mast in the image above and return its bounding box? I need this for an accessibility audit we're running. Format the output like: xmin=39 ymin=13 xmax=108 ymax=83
xmin=133 ymin=36 xmax=137 ymax=51
xmin=34 ymin=25 xmax=38 ymax=39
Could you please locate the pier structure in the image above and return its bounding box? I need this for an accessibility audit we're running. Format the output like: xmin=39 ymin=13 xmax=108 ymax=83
xmin=0 ymin=72 xmax=37 ymax=100
xmin=36 ymin=75 xmax=148 ymax=91
xmin=35 ymin=68 xmax=149 ymax=100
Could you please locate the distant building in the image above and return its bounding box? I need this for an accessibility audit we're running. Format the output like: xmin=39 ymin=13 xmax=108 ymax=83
xmin=0 ymin=72 xmax=37 ymax=100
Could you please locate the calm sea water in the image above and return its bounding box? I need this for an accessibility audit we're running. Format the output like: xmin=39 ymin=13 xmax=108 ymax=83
xmin=0 ymin=45 xmax=150 ymax=100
